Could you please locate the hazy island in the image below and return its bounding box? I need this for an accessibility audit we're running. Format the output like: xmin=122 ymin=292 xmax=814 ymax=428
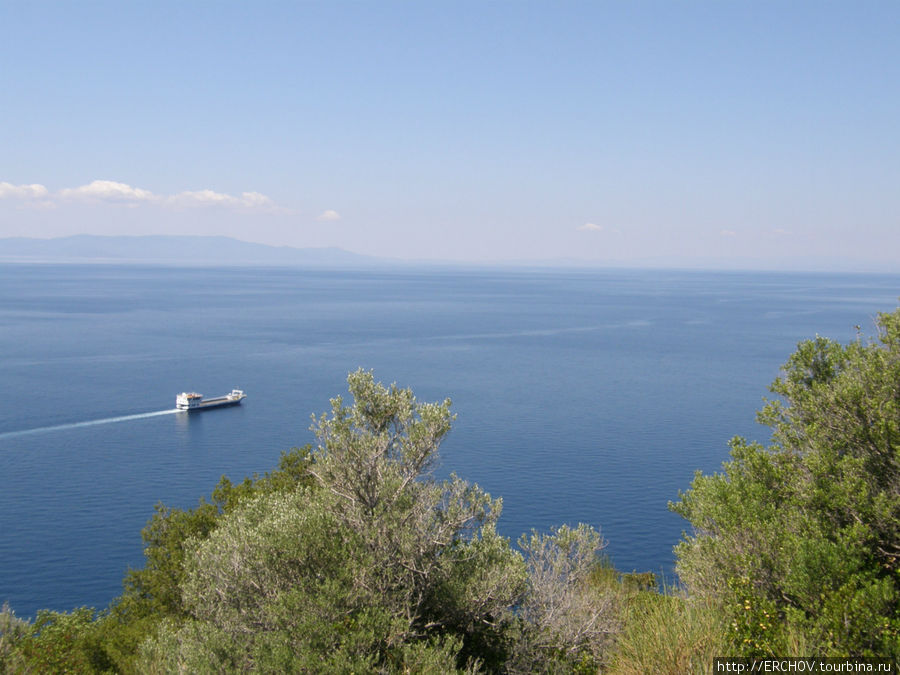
xmin=0 ymin=235 xmax=381 ymax=268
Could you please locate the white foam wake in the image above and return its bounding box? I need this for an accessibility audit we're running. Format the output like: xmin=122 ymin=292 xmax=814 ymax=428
xmin=0 ymin=409 xmax=180 ymax=441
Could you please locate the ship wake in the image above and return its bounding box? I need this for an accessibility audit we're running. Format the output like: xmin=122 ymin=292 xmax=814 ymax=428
xmin=0 ymin=409 xmax=180 ymax=441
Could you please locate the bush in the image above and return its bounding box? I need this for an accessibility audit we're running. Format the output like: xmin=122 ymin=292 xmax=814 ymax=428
xmin=672 ymin=308 xmax=900 ymax=658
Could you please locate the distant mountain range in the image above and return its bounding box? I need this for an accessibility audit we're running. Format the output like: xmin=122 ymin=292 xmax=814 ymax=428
xmin=0 ymin=235 xmax=895 ymax=273
xmin=0 ymin=235 xmax=382 ymax=267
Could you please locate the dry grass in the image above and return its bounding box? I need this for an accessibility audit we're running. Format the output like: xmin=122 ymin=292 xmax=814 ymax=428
xmin=607 ymin=590 xmax=727 ymax=675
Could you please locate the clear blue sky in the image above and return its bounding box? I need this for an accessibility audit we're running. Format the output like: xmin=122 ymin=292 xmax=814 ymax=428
xmin=1 ymin=1 xmax=898 ymax=269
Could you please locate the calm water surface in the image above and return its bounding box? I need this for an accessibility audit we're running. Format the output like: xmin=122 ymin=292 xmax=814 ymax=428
xmin=1 ymin=263 xmax=898 ymax=617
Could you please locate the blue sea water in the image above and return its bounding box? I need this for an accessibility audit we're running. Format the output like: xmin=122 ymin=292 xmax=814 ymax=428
xmin=1 ymin=263 xmax=898 ymax=618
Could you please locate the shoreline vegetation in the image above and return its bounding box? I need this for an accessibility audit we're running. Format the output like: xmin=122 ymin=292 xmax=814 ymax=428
xmin=2 ymin=309 xmax=899 ymax=673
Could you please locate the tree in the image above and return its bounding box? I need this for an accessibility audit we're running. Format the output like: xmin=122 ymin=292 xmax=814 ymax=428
xmin=0 ymin=606 xmax=114 ymax=674
xmin=507 ymin=524 xmax=618 ymax=673
xmin=139 ymin=370 xmax=526 ymax=672
xmin=0 ymin=602 xmax=30 ymax=673
xmin=672 ymin=308 xmax=900 ymax=657
xmin=99 ymin=445 xmax=316 ymax=673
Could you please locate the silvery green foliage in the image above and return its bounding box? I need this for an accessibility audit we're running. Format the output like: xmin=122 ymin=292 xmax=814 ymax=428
xmin=0 ymin=602 xmax=29 ymax=670
xmin=140 ymin=370 xmax=526 ymax=672
xmin=507 ymin=524 xmax=618 ymax=673
xmin=0 ymin=602 xmax=28 ymax=644
xmin=305 ymin=370 xmax=525 ymax=640
xmin=181 ymin=487 xmax=349 ymax=640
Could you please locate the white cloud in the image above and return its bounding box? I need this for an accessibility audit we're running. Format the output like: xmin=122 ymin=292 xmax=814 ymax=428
xmin=772 ymin=228 xmax=791 ymax=236
xmin=0 ymin=182 xmax=50 ymax=199
xmin=239 ymin=191 xmax=275 ymax=208
xmin=577 ymin=222 xmax=604 ymax=232
xmin=169 ymin=189 xmax=240 ymax=207
xmin=168 ymin=189 xmax=279 ymax=211
xmin=317 ymin=209 xmax=341 ymax=221
xmin=60 ymin=180 xmax=156 ymax=202
xmin=720 ymin=229 xmax=737 ymax=237
xmin=3 ymin=178 xmax=288 ymax=214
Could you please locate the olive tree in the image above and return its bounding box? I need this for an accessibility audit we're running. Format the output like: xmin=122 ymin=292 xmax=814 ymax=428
xmin=0 ymin=603 xmax=29 ymax=672
xmin=507 ymin=524 xmax=619 ymax=673
xmin=140 ymin=370 xmax=526 ymax=672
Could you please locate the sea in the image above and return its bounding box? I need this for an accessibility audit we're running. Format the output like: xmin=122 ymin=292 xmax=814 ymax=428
xmin=1 ymin=263 xmax=898 ymax=619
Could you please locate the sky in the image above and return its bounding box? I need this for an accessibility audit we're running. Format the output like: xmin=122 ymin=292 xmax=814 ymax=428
xmin=1 ymin=1 xmax=899 ymax=270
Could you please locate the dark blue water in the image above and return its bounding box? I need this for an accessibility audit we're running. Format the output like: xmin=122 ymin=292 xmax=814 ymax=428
xmin=1 ymin=264 xmax=897 ymax=618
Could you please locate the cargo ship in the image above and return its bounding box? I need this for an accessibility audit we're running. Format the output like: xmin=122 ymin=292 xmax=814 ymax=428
xmin=176 ymin=389 xmax=246 ymax=411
